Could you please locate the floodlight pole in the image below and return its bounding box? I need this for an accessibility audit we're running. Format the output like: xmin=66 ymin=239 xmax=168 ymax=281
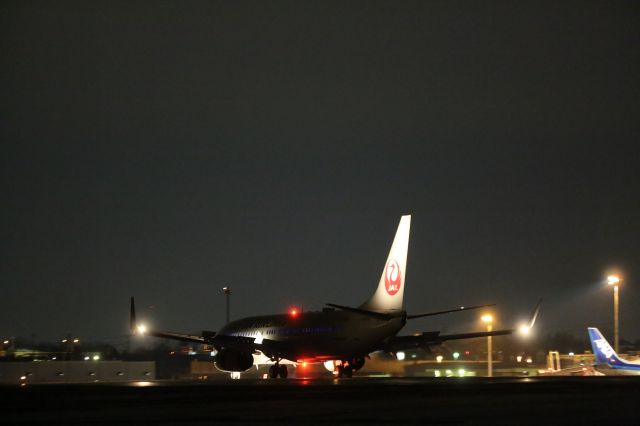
xmin=481 ymin=314 xmax=494 ymax=378
xmin=223 ymin=286 xmax=231 ymax=325
xmin=613 ymin=284 xmax=619 ymax=353
xmin=607 ymin=276 xmax=622 ymax=354
xmin=487 ymin=324 xmax=493 ymax=378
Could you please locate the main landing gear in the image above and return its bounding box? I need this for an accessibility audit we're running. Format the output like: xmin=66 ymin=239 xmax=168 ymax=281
xmin=335 ymin=364 xmax=353 ymax=378
xmin=268 ymin=363 xmax=288 ymax=379
xmin=334 ymin=358 xmax=364 ymax=378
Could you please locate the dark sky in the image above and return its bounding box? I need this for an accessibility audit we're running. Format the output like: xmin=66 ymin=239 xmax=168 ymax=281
xmin=2 ymin=1 xmax=639 ymax=345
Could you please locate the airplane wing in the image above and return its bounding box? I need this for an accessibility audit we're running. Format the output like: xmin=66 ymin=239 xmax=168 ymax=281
xmin=130 ymin=297 xmax=214 ymax=344
xmin=145 ymin=330 xmax=207 ymax=344
xmin=130 ymin=297 xmax=289 ymax=357
xmin=385 ymin=299 xmax=542 ymax=352
xmin=406 ymin=303 xmax=496 ymax=319
xmin=382 ymin=329 xmax=515 ymax=352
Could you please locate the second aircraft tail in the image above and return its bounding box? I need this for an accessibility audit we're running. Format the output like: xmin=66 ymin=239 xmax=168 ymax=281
xmin=588 ymin=327 xmax=623 ymax=365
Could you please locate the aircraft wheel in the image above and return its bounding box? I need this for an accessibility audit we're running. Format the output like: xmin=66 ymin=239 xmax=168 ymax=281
xmin=268 ymin=364 xmax=279 ymax=379
xmin=344 ymin=365 xmax=353 ymax=378
xmin=351 ymin=357 xmax=365 ymax=371
xmin=279 ymin=364 xmax=288 ymax=378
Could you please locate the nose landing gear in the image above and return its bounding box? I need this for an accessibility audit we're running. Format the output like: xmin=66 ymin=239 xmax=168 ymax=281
xmin=268 ymin=363 xmax=288 ymax=379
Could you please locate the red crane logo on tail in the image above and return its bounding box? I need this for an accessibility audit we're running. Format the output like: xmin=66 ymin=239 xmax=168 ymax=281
xmin=385 ymin=259 xmax=401 ymax=295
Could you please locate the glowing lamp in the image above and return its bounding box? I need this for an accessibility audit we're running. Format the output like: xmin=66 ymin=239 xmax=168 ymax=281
xmin=289 ymin=308 xmax=299 ymax=318
xmin=607 ymin=275 xmax=620 ymax=286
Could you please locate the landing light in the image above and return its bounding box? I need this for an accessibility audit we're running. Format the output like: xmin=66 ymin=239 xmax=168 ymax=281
xmin=519 ymin=324 xmax=531 ymax=336
xmin=137 ymin=324 xmax=147 ymax=335
xmin=396 ymin=352 xmax=406 ymax=361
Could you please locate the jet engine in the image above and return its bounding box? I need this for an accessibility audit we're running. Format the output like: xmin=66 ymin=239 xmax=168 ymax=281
xmin=214 ymin=348 xmax=254 ymax=372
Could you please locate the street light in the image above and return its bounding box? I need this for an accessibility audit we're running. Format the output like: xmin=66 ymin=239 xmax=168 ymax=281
xmin=481 ymin=314 xmax=493 ymax=377
xmin=222 ymin=286 xmax=231 ymax=324
xmin=607 ymin=275 xmax=622 ymax=353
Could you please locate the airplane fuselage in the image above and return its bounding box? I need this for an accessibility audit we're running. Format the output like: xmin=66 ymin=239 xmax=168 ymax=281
xmin=595 ymin=361 xmax=640 ymax=376
xmin=218 ymin=310 xmax=406 ymax=362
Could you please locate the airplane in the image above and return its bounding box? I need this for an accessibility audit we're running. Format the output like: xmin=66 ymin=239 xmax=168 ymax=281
xmin=588 ymin=327 xmax=640 ymax=375
xmin=130 ymin=215 xmax=540 ymax=378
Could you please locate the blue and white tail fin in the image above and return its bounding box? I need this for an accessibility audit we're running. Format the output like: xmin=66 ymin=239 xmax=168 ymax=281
xmin=359 ymin=215 xmax=411 ymax=314
xmin=588 ymin=327 xmax=623 ymax=365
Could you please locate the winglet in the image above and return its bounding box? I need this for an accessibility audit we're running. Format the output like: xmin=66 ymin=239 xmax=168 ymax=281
xmin=130 ymin=297 xmax=137 ymax=334
xmin=528 ymin=298 xmax=543 ymax=329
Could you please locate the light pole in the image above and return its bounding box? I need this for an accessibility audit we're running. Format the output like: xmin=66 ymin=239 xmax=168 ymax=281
xmin=607 ymin=276 xmax=621 ymax=353
xmin=222 ymin=286 xmax=231 ymax=324
xmin=481 ymin=314 xmax=493 ymax=377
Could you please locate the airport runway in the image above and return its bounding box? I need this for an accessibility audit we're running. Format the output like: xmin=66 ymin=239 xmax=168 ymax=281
xmin=3 ymin=376 xmax=639 ymax=425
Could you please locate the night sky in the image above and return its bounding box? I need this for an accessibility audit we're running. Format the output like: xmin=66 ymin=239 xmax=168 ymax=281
xmin=2 ymin=1 xmax=639 ymax=345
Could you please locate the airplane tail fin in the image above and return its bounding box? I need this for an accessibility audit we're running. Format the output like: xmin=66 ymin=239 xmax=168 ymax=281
xmin=588 ymin=327 xmax=622 ymax=365
xmin=359 ymin=215 xmax=411 ymax=314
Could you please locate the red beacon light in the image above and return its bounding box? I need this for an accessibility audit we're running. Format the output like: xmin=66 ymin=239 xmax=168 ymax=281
xmin=289 ymin=307 xmax=299 ymax=318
